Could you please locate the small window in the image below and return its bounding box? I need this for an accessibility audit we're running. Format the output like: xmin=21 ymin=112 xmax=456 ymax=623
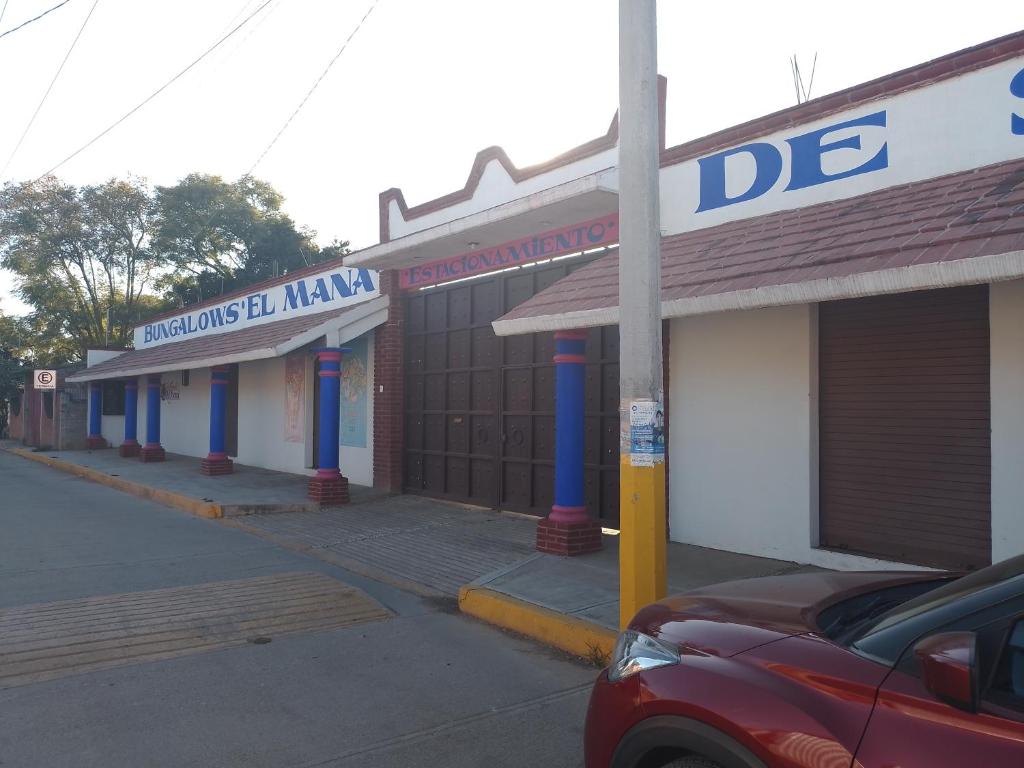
xmin=43 ymin=391 xmax=53 ymax=419
xmin=102 ymin=381 xmax=126 ymax=416
xmin=987 ymin=621 xmax=1024 ymax=712
xmin=182 ymin=370 xmax=190 ymax=387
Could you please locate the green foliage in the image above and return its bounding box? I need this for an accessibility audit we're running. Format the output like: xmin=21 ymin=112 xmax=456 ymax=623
xmin=0 ymin=176 xmax=169 ymax=360
xmin=0 ymin=172 xmax=346 ymax=363
xmin=0 ymin=311 xmax=28 ymax=437
xmin=153 ymin=174 xmax=333 ymax=306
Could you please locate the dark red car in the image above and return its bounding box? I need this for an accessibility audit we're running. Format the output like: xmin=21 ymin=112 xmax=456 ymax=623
xmin=585 ymin=554 xmax=1024 ymax=767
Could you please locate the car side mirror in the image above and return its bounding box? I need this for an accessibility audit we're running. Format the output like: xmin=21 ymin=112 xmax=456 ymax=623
xmin=913 ymin=631 xmax=978 ymax=713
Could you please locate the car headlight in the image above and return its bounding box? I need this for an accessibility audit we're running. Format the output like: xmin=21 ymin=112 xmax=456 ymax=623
xmin=608 ymin=630 xmax=680 ymax=681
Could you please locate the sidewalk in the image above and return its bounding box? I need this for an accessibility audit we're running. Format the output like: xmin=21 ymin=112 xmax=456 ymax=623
xmin=1 ymin=443 xmax=386 ymax=517
xmin=3 ymin=441 xmax=818 ymax=662
xmin=229 ymin=500 xmax=815 ymax=660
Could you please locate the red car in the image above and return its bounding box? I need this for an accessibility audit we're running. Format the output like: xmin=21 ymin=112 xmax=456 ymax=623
xmin=585 ymin=554 xmax=1024 ymax=767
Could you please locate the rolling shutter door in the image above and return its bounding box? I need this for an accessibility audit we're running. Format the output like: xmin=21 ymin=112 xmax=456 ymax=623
xmin=819 ymin=286 xmax=991 ymax=570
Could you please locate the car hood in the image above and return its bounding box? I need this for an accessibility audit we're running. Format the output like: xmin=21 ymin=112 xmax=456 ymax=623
xmin=630 ymin=570 xmax=946 ymax=657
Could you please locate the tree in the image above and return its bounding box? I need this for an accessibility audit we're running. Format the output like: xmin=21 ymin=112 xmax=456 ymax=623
xmin=153 ymin=174 xmax=323 ymax=305
xmin=0 ymin=310 xmax=28 ymax=437
xmin=0 ymin=176 xmax=168 ymax=359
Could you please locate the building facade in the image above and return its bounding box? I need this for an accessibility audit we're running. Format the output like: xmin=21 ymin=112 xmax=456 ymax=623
xmin=69 ymin=31 xmax=1024 ymax=572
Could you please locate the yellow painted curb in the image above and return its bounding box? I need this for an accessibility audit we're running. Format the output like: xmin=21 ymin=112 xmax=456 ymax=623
xmin=6 ymin=448 xmax=223 ymax=519
xmin=459 ymin=584 xmax=617 ymax=663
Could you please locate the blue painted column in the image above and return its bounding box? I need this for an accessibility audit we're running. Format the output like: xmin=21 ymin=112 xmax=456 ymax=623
xmin=201 ymin=366 xmax=233 ymax=475
xmin=119 ymin=378 xmax=140 ymax=457
xmin=86 ymin=382 xmax=107 ymax=448
xmin=537 ymin=330 xmax=602 ymax=555
xmin=139 ymin=374 xmax=165 ymax=462
xmin=308 ymin=348 xmax=350 ymax=504
xmin=551 ymin=331 xmax=588 ymax=522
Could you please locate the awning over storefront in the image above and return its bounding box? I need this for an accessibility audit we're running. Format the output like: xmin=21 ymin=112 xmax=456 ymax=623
xmin=67 ymin=295 xmax=389 ymax=382
xmin=492 ymin=158 xmax=1024 ymax=336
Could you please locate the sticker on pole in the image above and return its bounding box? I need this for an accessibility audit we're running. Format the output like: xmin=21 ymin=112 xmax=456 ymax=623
xmin=626 ymin=399 xmax=665 ymax=467
xmin=34 ymin=370 xmax=56 ymax=390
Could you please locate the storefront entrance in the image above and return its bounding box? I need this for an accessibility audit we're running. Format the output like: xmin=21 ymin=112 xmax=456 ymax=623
xmin=403 ymin=257 xmax=621 ymax=526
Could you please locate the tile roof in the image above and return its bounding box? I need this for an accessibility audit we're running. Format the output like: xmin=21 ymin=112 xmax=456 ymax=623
xmin=68 ymin=298 xmax=388 ymax=381
xmin=494 ymin=159 xmax=1024 ymax=335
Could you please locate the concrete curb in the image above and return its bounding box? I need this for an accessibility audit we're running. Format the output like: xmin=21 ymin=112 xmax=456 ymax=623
xmin=458 ymin=584 xmax=617 ymax=663
xmin=4 ymin=447 xmax=223 ymax=519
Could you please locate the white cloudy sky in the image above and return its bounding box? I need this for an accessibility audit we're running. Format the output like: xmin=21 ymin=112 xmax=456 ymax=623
xmin=0 ymin=0 xmax=1019 ymax=315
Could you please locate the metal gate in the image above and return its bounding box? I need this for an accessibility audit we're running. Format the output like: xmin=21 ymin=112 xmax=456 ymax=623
xmin=403 ymin=257 xmax=620 ymax=526
xmin=819 ymin=285 xmax=991 ymax=569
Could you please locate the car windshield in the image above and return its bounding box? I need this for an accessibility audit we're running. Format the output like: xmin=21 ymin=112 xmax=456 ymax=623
xmin=853 ymin=554 xmax=1024 ymax=642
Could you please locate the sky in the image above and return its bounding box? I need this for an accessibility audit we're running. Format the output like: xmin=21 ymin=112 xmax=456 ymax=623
xmin=0 ymin=0 xmax=1020 ymax=316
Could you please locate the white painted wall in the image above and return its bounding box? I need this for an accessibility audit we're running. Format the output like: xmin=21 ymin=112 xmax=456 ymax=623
xmin=95 ymin=337 xmax=376 ymax=484
xmin=235 ymin=356 xmax=306 ymax=475
xmin=100 ymin=415 xmax=123 ymax=447
xmin=660 ymin=57 xmax=1024 ymax=237
xmin=991 ymin=280 xmax=1024 ymax=563
xmin=387 ymin=148 xmax=618 ymax=239
xmin=158 ymin=369 xmax=211 ymax=458
xmin=221 ymin=334 xmax=375 ymax=485
xmin=668 ymin=304 xmax=928 ymax=571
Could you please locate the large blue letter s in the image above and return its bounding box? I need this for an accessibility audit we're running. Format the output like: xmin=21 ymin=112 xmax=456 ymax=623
xmin=1012 ymin=68 xmax=1024 ymax=136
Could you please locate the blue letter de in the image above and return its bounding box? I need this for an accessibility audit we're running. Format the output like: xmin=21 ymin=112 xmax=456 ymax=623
xmin=696 ymin=142 xmax=783 ymax=212
xmin=785 ymin=111 xmax=888 ymax=191
xmin=1012 ymin=68 xmax=1024 ymax=136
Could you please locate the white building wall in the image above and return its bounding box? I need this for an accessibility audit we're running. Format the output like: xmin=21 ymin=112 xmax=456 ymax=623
xmin=157 ymin=369 xmax=211 ymax=458
xmin=235 ymin=356 xmax=306 ymax=475
xmin=231 ymin=333 xmax=375 ymax=485
xmin=990 ymin=280 xmax=1024 ymax=563
xmin=668 ymin=304 xmax=928 ymax=571
xmin=100 ymin=414 xmax=124 ymax=447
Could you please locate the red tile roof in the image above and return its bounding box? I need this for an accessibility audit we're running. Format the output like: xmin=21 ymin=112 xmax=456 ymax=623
xmin=494 ymin=159 xmax=1024 ymax=334
xmin=68 ymin=299 xmax=385 ymax=381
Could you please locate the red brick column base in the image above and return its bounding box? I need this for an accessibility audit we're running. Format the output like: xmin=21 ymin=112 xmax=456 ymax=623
xmin=118 ymin=441 xmax=141 ymax=458
xmin=86 ymin=436 xmax=108 ymax=449
xmin=308 ymin=474 xmax=350 ymax=505
xmin=139 ymin=445 xmax=166 ymax=463
xmin=536 ymin=518 xmax=603 ymax=556
xmin=200 ymin=456 xmax=234 ymax=476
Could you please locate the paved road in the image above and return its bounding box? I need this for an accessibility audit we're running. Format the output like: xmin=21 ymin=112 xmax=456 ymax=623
xmin=0 ymin=451 xmax=596 ymax=767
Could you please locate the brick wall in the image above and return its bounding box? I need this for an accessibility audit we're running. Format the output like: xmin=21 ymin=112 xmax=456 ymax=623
xmin=372 ymin=270 xmax=405 ymax=491
xmin=58 ymin=382 xmax=88 ymax=450
xmin=7 ymin=392 xmax=24 ymax=440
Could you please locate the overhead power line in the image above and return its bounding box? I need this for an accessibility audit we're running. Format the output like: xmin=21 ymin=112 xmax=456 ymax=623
xmin=246 ymin=0 xmax=380 ymax=175
xmin=0 ymin=1 xmax=9 ymax=27
xmin=0 ymin=0 xmax=73 ymax=41
xmin=1 ymin=0 xmax=101 ymax=181
xmin=33 ymin=0 xmax=274 ymax=181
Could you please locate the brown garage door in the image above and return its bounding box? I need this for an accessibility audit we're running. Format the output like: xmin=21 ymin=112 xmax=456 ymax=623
xmin=819 ymin=285 xmax=991 ymax=570
xmin=404 ymin=257 xmax=620 ymax=526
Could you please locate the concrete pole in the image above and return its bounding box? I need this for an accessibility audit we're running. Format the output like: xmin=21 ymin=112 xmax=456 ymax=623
xmin=618 ymin=0 xmax=667 ymax=629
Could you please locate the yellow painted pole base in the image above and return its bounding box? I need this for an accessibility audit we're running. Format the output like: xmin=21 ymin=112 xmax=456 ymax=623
xmin=618 ymin=457 xmax=667 ymax=629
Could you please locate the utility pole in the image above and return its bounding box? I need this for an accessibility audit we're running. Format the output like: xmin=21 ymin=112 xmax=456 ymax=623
xmin=618 ymin=0 xmax=666 ymax=629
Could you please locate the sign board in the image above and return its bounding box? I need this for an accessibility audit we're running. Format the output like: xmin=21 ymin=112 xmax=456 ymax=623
xmin=133 ymin=266 xmax=380 ymax=351
xmin=33 ymin=370 xmax=56 ymax=390
xmin=660 ymin=58 xmax=1024 ymax=237
xmin=625 ymin=399 xmax=665 ymax=467
xmin=399 ymin=214 xmax=619 ymax=290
